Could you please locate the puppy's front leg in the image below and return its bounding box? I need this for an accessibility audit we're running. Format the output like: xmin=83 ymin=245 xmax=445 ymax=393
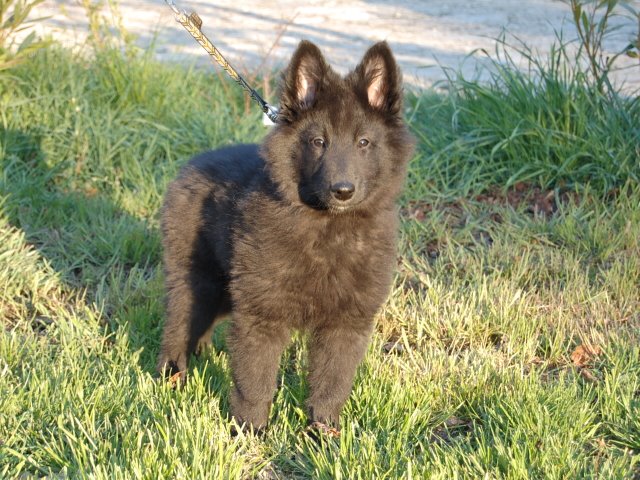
xmin=306 ymin=324 xmax=373 ymax=427
xmin=227 ymin=317 xmax=291 ymax=431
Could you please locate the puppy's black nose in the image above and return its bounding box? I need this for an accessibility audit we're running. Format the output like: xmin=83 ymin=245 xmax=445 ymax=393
xmin=331 ymin=182 xmax=355 ymax=201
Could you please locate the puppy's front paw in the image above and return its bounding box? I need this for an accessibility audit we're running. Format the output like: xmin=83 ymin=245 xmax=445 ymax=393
xmin=305 ymin=421 xmax=341 ymax=442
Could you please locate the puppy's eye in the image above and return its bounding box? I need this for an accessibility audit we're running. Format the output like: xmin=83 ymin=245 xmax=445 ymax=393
xmin=312 ymin=137 xmax=325 ymax=148
xmin=358 ymin=138 xmax=370 ymax=148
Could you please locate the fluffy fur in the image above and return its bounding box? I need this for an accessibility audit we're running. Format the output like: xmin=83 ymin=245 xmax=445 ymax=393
xmin=158 ymin=40 xmax=415 ymax=431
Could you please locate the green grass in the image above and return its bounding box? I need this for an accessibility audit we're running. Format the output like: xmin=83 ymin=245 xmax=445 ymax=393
xmin=0 ymin=32 xmax=639 ymax=478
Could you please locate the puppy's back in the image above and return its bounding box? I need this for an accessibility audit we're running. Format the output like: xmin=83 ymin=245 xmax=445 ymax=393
xmin=161 ymin=144 xmax=265 ymax=276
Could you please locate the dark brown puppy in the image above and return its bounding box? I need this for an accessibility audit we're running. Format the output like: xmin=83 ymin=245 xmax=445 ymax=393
xmin=158 ymin=40 xmax=414 ymax=431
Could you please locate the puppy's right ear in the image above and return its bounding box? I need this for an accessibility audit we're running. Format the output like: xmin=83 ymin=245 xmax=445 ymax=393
xmin=279 ymin=41 xmax=328 ymax=121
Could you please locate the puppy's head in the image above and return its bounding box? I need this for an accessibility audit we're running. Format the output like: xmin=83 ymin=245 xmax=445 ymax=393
xmin=262 ymin=41 xmax=414 ymax=214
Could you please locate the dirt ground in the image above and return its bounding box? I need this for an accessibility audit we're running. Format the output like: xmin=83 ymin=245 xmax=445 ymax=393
xmin=27 ymin=0 xmax=640 ymax=91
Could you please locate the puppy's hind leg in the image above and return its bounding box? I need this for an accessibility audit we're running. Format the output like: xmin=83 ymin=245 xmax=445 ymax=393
xmin=157 ymin=270 xmax=229 ymax=381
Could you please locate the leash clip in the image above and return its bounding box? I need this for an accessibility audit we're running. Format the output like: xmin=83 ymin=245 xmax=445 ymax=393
xmin=263 ymin=105 xmax=279 ymax=125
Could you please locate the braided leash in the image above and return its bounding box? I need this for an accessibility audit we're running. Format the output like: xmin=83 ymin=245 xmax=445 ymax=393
xmin=165 ymin=0 xmax=279 ymax=123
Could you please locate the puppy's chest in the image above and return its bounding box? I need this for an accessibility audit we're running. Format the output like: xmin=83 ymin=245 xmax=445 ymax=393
xmin=280 ymin=230 xmax=386 ymax=317
xmin=234 ymin=218 xmax=394 ymax=323
xmin=274 ymin=227 xmax=376 ymax=285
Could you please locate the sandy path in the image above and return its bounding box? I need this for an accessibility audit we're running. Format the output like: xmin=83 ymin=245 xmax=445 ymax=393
xmin=26 ymin=0 xmax=640 ymax=91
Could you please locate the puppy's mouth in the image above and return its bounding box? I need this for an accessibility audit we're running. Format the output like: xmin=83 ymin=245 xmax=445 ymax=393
xmin=297 ymin=185 xmax=362 ymax=213
xmin=303 ymin=199 xmax=360 ymax=214
xmin=328 ymin=204 xmax=351 ymax=214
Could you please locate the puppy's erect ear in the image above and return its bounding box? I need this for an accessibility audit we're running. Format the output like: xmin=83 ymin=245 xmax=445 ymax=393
xmin=280 ymin=41 xmax=329 ymax=120
xmin=354 ymin=42 xmax=403 ymax=117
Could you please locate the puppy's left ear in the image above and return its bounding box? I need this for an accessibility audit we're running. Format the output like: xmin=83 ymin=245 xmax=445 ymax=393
xmin=279 ymin=41 xmax=329 ymax=122
xmin=354 ymin=42 xmax=403 ymax=118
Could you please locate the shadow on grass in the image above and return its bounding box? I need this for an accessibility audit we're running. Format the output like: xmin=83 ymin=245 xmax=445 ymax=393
xmin=0 ymin=125 xmax=241 ymax=417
